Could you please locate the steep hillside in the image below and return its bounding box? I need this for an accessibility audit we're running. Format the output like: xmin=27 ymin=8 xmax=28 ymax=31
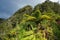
xmin=34 ymin=0 xmax=60 ymax=14
xmin=0 ymin=0 xmax=60 ymax=40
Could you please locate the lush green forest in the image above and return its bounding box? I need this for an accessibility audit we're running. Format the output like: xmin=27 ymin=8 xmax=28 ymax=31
xmin=0 ymin=0 xmax=60 ymax=40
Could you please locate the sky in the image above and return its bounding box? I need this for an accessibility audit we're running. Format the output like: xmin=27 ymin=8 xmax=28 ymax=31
xmin=0 ymin=0 xmax=59 ymax=19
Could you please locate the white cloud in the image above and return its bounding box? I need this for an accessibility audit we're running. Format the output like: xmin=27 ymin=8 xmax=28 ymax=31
xmin=50 ymin=0 xmax=58 ymax=2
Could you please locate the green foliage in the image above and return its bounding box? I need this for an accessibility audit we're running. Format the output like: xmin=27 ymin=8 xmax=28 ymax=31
xmin=0 ymin=0 xmax=60 ymax=40
xmin=32 ymin=10 xmax=41 ymax=20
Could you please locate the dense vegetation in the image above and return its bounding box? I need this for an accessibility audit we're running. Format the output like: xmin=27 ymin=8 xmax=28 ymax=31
xmin=0 ymin=0 xmax=60 ymax=40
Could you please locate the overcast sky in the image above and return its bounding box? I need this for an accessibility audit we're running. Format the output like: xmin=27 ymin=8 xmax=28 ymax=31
xmin=0 ymin=0 xmax=59 ymax=18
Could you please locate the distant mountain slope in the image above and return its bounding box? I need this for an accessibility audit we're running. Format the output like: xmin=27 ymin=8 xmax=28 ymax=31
xmin=0 ymin=18 xmax=5 ymax=23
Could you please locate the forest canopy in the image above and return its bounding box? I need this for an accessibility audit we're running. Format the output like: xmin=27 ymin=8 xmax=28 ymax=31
xmin=0 ymin=0 xmax=60 ymax=40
